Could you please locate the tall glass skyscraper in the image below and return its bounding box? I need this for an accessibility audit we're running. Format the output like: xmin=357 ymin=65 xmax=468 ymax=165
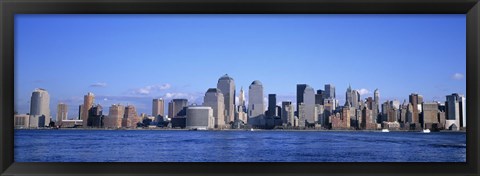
xmin=29 ymin=88 xmax=51 ymax=127
xmin=248 ymin=80 xmax=264 ymax=118
xmin=217 ymin=74 xmax=235 ymax=124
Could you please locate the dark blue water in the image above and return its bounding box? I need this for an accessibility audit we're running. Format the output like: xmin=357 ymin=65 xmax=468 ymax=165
xmin=14 ymin=130 xmax=466 ymax=162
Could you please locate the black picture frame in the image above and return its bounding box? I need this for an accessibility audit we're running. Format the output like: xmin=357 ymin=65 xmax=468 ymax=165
xmin=1 ymin=0 xmax=479 ymax=175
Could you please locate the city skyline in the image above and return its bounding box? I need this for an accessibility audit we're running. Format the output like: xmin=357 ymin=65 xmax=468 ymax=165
xmin=15 ymin=14 xmax=466 ymax=118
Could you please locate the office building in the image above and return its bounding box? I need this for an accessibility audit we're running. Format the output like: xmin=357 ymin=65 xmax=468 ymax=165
xmin=315 ymin=89 xmax=324 ymax=105
xmin=88 ymin=104 xmax=104 ymax=127
xmin=81 ymin=92 xmax=95 ymax=127
xmin=422 ymin=102 xmax=440 ymax=129
xmin=217 ymin=74 xmax=236 ymax=124
xmin=248 ymin=80 xmax=264 ymax=118
xmin=267 ymin=94 xmax=277 ymax=117
xmin=122 ymin=105 xmax=140 ymax=128
xmin=446 ymin=94 xmax=462 ymax=130
xmin=281 ymin=101 xmax=294 ymax=125
xmin=409 ymin=93 xmax=423 ymax=124
xmin=297 ymin=84 xmax=315 ymax=123
xmin=14 ymin=114 xmax=30 ymax=129
xmin=324 ymin=84 xmax=336 ymax=99
xmin=203 ymin=88 xmax=225 ymax=128
xmin=186 ymin=106 xmax=214 ymax=130
xmin=29 ymin=88 xmax=51 ymax=128
xmin=57 ymin=103 xmax=68 ymax=124
xmin=152 ymin=98 xmax=165 ymax=119
xmin=104 ymin=104 xmax=125 ymax=128
xmin=169 ymin=99 xmax=188 ymax=118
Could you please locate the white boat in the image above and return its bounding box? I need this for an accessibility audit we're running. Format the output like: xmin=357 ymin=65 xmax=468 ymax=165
xmin=381 ymin=129 xmax=389 ymax=132
xmin=422 ymin=129 xmax=431 ymax=133
xmin=250 ymin=128 xmax=254 ymax=131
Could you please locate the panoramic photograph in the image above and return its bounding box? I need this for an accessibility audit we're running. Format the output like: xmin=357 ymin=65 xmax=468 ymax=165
xmin=14 ymin=14 xmax=466 ymax=162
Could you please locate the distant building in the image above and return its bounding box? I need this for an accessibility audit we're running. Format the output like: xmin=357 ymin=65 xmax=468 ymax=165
xmin=331 ymin=103 xmax=351 ymax=130
xmin=81 ymin=92 xmax=95 ymax=127
xmin=14 ymin=114 xmax=30 ymax=129
xmin=297 ymin=103 xmax=306 ymax=127
xmin=267 ymin=94 xmax=277 ymax=117
xmin=297 ymin=84 xmax=316 ymax=123
xmin=281 ymin=101 xmax=294 ymax=125
xmin=235 ymin=87 xmax=248 ymax=123
xmin=446 ymin=93 xmax=464 ymax=131
xmin=57 ymin=103 xmax=68 ymax=124
xmin=186 ymin=106 xmax=214 ymax=130
xmin=398 ymin=100 xmax=408 ymax=124
xmin=422 ymin=102 xmax=440 ymax=130
xmin=152 ymin=98 xmax=165 ymax=120
xmin=361 ymin=107 xmax=376 ymax=130
xmin=409 ymin=93 xmax=423 ymax=124
xmin=217 ymin=74 xmax=235 ymax=124
xmin=315 ymin=89 xmax=324 ymax=105
xmin=373 ymin=89 xmax=380 ymax=123
xmin=323 ymin=84 xmax=336 ymax=99
xmin=203 ymin=88 xmax=225 ymax=128
xmin=123 ymin=105 xmax=140 ymax=128
xmin=169 ymin=99 xmax=188 ymax=118
xmin=248 ymin=80 xmax=264 ymax=118
xmin=104 ymin=104 xmax=125 ymax=128
xmin=29 ymin=88 xmax=51 ymax=128
xmin=87 ymin=104 xmax=103 ymax=127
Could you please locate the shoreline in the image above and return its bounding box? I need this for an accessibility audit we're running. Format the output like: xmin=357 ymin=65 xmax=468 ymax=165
xmin=14 ymin=127 xmax=467 ymax=133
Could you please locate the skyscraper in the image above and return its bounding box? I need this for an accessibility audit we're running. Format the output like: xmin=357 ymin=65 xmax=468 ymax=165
xmin=236 ymin=87 xmax=248 ymax=123
xmin=81 ymin=92 xmax=94 ymax=127
xmin=296 ymin=84 xmax=307 ymax=112
xmin=297 ymin=84 xmax=315 ymax=123
xmin=315 ymin=89 xmax=324 ymax=105
xmin=104 ymin=104 xmax=124 ymax=128
xmin=248 ymin=80 xmax=264 ymax=118
xmin=123 ymin=105 xmax=140 ymax=128
xmin=324 ymin=84 xmax=336 ymax=99
xmin=446 ymin=93 xmax=463 ymax=130
xmin=267 ymin=94 xmax=277 ymax=117
xmin=57 ymin=103 xmax=68 ymax=124
xmin=169 ymin=99 xmax=188 ymax=118
xmin=88 ymin=104 xmax=103 ymax=127
xmin=409 ymin=93 xmax=423 ymax=124
xmin=345 ymin=84 xmax=360 ymax=109
xmin=203 ymin=88 xmax=225 ymax=128
xmin=346 ymin=85 xmax=353 ymax=107
xmin=29 ymin=88 xmax=51 ymax=128
xmin=239 ymin=86 xmax=245 ymax=107
xmin=421 ymin=102 xmax=440 ymax=129
xmin=152 ymin=98 xmax=165 ymax=118
xmin=217 ymin=74 xmax=235 ymax=124
xmin=281 ymin=101 xmax=293 ymax=125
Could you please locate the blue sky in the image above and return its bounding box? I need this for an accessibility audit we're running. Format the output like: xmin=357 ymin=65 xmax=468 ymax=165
xmin=14 ymin=14 xmax=466 ymax=119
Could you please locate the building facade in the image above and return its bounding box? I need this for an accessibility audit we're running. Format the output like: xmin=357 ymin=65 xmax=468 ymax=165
xmin=203 ymin=88 xmax=225 ymax=128
xmin=57 ymin=103 xmax=68 ymax=125
xmin=29 ymin=88 xmax=51 ymax=128
xmin=248 ymin=80 xmax=264 ymax=118
xmin=81 ymin=92 xmax=95 ymax=127
xmin=104 ymin=104 xmax=125 ymax=128
xmin=217 ymin=74 xmax=236 ymax=123
xmin=186 ymin=106 xmax=214 ymax=130
xmin=152 ymin=98 xmax=165 ymax=119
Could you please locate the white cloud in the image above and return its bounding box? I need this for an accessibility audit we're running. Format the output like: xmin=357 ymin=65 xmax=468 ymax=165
xmin=163 ymin=92 xmax=204 ymax=105
xmin=133 ymin=83 xmax=171 ymax=95
xmin=90 ymin=82 xmax=107 ymax=87
xmin=452 ymin=73 xmax=464 ymax=80
xmin=356 ymin=88 xmax=370 ymax=96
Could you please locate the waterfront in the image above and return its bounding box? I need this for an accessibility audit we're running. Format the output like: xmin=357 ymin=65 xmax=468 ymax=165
xmin=15 ymin=130 xmax=466 ymax=162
